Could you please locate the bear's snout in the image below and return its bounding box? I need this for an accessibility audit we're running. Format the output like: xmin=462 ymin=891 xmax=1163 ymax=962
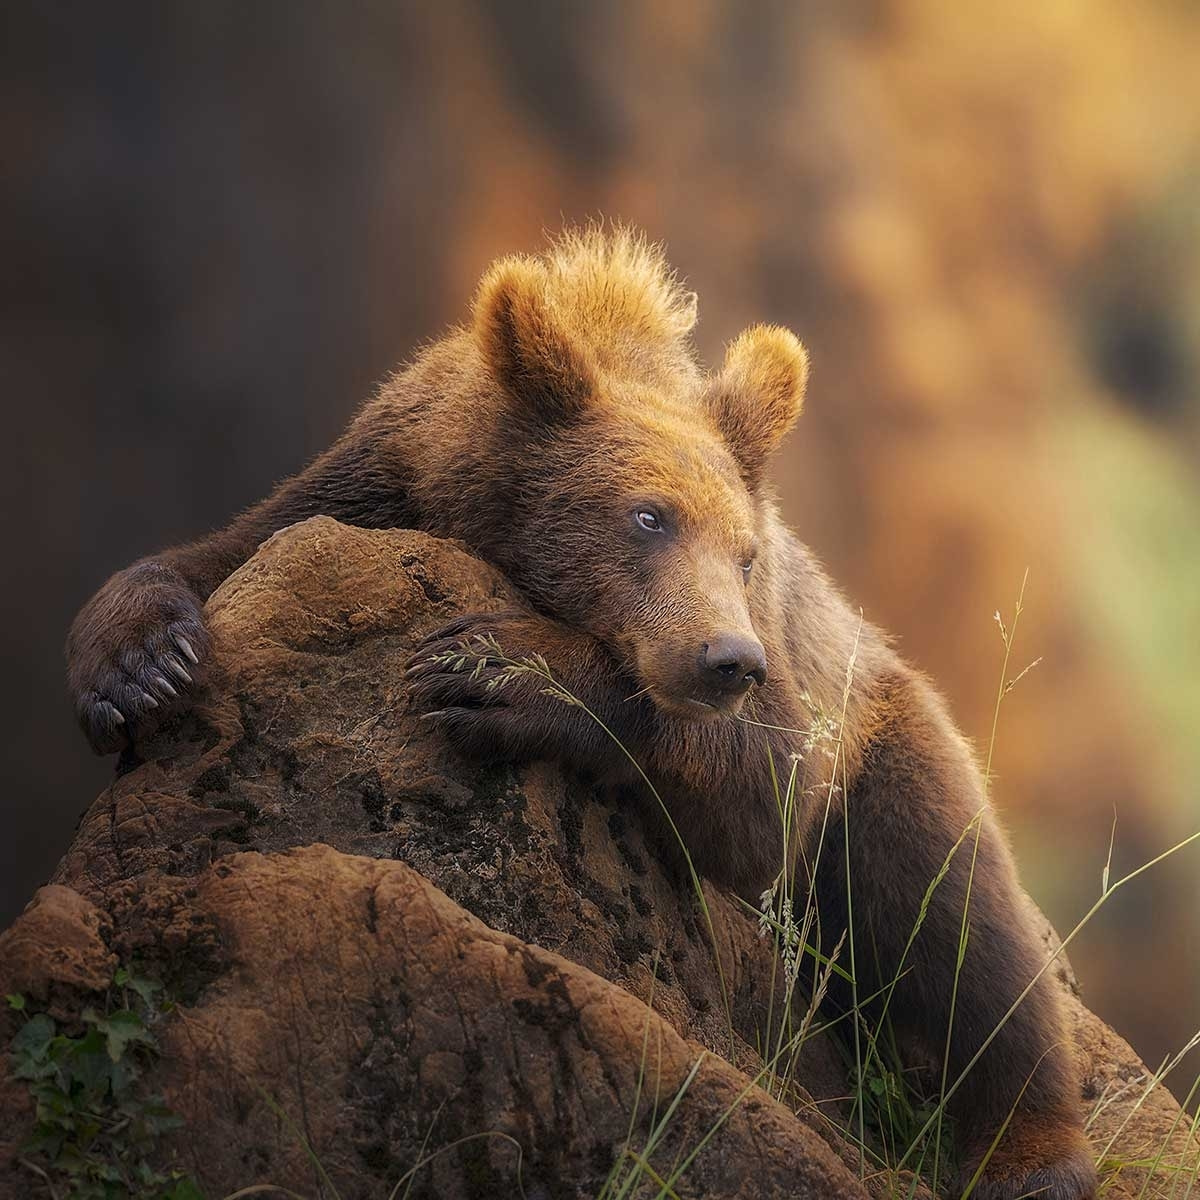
xmin=699 ymin=633 xmax=767 ymax=697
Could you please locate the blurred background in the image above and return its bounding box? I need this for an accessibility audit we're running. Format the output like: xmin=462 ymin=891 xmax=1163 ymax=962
xmin=2 ymin=1 xmax=1198 ymax=1098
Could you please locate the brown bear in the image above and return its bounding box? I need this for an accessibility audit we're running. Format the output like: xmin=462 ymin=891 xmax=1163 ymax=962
xmin=67 ymin=227 xmax=1096 ymax=1200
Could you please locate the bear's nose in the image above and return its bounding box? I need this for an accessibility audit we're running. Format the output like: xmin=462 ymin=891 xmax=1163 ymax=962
xmin=701 ymin=634 xmax=768 ymax=693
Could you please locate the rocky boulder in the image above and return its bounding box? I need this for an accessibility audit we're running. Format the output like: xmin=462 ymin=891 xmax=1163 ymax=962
xmin=1 ymin=518 xmax=1194 ymax=1198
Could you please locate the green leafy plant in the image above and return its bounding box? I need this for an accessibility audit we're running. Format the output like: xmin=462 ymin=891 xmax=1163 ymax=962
xmin=7 ymin=968 xmax=203 ymax=1200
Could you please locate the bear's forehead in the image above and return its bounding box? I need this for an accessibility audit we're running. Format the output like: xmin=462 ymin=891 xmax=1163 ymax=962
xmin=606 ymin=417 xmax=756 ymax=532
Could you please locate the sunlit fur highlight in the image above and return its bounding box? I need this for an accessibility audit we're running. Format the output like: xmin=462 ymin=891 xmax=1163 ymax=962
xmin=473 ymin=224 xmax=700 ymax=397
xmin=709 ymin=324 xmax=809 ymax=485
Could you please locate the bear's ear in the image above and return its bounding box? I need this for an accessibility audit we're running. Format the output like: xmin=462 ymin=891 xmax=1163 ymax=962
xmin=706 ymin=325 xmax=808 ymax=486
xmin=473 ymin=255 xmax=595 ymax=417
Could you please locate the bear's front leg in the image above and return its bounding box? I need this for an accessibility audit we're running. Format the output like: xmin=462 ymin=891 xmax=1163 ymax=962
xmin=406 ymin=609 xmax=643 ymax=771
xmin=817 ymin=668 xmax=1096 ymax=1200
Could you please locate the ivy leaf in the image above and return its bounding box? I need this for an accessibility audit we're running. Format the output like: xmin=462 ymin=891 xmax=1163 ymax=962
xmin=108 ymin=1052 xmax=141 ymax=1096
xmin=6 ymin=993 xmax=26 ymax=1011
xmin=10 ymin=1013 xmax=56 ymax=1073
xmin=24 ymin=1124 xmax=66 ymax=1159
xmin=68 ymin=1027 xmax=117 ymax=1099
xmin=91 ymin=1009 xmax=154 ymax=1063
xmin=126 ymin=973 xmax=163 ymax=1012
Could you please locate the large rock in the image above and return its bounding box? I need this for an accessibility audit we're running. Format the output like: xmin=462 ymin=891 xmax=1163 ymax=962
xmin=1 ymin=518 xmax=1194 ymax=1198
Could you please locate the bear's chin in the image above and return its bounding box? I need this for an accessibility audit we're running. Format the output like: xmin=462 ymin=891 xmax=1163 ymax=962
xmin=650 ymin=691 xmax=747 ymax=723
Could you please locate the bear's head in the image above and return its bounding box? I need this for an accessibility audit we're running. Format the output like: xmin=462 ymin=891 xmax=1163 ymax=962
xmin=472 ymin=228 xmax=808 ymax=720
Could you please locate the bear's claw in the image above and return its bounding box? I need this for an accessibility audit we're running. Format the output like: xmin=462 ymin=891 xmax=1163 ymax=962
xmin=163 ymin=652 xmax=193 ymax=684
xmin=174 ymin=634 xmax=200 ymax=664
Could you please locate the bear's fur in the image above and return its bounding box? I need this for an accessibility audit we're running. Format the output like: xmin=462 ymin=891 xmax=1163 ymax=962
xmin=66 ymin=226 xmax=1096 ymax=1200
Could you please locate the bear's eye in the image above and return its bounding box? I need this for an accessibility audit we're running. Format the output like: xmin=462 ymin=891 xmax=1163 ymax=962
xmin=635 ymin=509 xmax=663 ymax=533
xmin=742 ymin=559 xmax=754 ymax=581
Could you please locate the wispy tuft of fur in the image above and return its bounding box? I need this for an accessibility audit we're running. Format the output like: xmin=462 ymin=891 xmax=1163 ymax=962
xmin=543 ymin=223 xmax=698 ymax=343
xmin=473 ymin=224 xmax=699 ymax=388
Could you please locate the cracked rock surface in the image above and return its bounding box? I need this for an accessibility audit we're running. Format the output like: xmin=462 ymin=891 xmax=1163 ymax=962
xmin=1 ymin=518 xmax=1194 ymax=1198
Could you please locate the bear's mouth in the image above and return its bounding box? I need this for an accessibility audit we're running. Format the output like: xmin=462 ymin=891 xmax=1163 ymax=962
xmin=649 ymin=691 xmax=746 ymax=722
xmin=622 ymin=641 xmax=754 ymax=722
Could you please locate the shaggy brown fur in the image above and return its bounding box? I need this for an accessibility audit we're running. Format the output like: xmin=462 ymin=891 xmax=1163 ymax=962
xmin=67 ymin=226 xmax=1095 ymax=1199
